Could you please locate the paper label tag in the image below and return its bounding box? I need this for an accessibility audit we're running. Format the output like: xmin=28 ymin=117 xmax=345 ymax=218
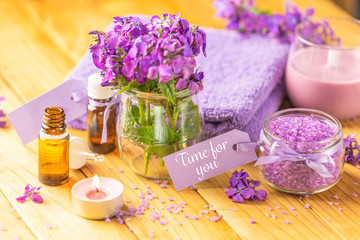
xmin=7 ymin=80 xmax=88 ymax=144
xmin=163 ymin=129 xmax=258 ymax=191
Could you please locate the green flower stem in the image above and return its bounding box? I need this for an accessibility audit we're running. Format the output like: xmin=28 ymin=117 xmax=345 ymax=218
xmin=195 ymin=105 xmax=201 ymax=133
xmin=159 ymin=158 xmax=165 ymax=167
xmin=147 ymin=87 xmax=151 ymax=126
xmin=139 ymin=99 xmax=146 ymax=125
xmin=143 ymin=151 xmax=151 ymax=176
xmin=166 ymin=102 xmax=176 ymax=132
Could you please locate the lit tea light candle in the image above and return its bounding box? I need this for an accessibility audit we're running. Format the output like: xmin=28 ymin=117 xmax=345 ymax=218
xmin=71 ymin=175 xmax=123 ymax=219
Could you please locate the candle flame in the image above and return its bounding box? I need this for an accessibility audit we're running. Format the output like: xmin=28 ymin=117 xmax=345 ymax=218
xmin=92 ymin=174 xmax=101 ymax=192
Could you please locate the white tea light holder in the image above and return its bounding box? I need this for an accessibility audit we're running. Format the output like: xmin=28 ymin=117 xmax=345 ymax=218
xmin=71 ymin=176 xmax=124 ymax=219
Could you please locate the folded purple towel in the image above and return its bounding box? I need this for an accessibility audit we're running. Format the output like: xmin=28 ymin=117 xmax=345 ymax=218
xmin=66 ymin=24 xmax=289 ymax=141
xmin=196 ymin=29 xmax=289 ymax=140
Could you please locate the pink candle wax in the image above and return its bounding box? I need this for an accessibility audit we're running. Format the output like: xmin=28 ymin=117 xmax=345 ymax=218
xmin=86 ymin=189 xmax=108 ymax=200
xmin=286 ymin=47 xmax=360 ymax=119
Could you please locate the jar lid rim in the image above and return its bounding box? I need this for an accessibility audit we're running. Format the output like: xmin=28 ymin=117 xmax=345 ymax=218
xmin=123 ymin=89 xmax=192 ymax=99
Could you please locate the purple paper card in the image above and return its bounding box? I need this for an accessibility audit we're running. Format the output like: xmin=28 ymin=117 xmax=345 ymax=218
xmin=163 ymin=129 xmax=258 ymax=191
xmin=7 ymin=80 xmax=88 ymax=144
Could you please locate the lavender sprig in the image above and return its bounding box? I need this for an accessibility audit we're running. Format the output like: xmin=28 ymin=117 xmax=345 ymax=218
xmin=344 ymin=134 xmax=360 ymax=165
xmin=226 ymin=169 xmax=267 ymax=203
xmin=213 ymin=0 xmax=340 ymax=44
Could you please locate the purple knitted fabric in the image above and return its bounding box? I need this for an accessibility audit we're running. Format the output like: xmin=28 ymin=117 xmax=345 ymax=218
xmin=196 ymin=29 xmax=289 ymax=140
xmin=66 ymin=22 xmax=289 ymax=141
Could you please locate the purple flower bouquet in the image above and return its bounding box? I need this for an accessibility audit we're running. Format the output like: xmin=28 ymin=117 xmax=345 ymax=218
xmin=89 ymin=14 xmax=206 ymax=179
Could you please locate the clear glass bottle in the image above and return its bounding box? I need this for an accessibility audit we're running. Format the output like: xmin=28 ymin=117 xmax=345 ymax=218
xmin=259 ymin=108 xmax=345 ymax=194
xmin=117 ymin=89 xmax=203 ymax=180
xmin=38 ymin=107 xmax=69 ymax=185
xmin=87 ymin=73 xmax=116 ymax=154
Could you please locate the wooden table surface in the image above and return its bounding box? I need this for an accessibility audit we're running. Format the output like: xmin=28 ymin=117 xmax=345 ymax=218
xmin=1 ymin=0 xmax=360 ymax=239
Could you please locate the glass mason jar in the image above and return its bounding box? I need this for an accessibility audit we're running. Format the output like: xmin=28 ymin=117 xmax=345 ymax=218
xmin=286 ymin=18 xmax=360 ymax=120
xmin=259 ymin=108 xmax=345 ymax=194
xmin=117 ymin=89 xmax=202 ymax=180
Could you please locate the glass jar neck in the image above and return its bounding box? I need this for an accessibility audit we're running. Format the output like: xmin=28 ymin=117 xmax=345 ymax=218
xmin=123 ymin=89 xmax=193 ymax=104
xmin=41 ymin=107 xmax=67 ymax=134
xmin=262 ymin=108 xmax=343 ymax=153
xmin=89 ymin=96 xmax=112 ymax=103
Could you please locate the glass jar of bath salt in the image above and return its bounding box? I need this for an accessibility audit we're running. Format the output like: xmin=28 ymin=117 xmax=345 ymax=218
xmin=257 ymin=108 xmax=345 ymax=194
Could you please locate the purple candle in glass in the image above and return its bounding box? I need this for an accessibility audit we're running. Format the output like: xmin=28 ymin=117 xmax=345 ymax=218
xmin=258 ymin=108 xmax=345 ymax=194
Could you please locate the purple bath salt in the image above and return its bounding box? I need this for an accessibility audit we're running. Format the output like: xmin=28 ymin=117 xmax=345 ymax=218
xmin=261 ymin=114 xmax=343 ymax=192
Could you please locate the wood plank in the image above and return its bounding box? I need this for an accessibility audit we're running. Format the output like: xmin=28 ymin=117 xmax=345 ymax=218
xmin=0 ymin=190 xmax=37 ymax=240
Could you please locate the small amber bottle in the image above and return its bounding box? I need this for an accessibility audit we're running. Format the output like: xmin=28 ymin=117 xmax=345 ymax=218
xmin=87 ymin=73 xmax=116 ymax=154
xmin=38 ymin=107 xmax=69 ymax=185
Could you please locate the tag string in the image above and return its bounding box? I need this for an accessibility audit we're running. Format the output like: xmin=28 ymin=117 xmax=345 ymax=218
xmin=88 ymin=93 xmax=120 ymax=144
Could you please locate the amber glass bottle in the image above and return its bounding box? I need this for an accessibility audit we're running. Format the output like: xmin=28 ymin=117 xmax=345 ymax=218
xmin=38 ymin=107 xmax=69 ymax=185
xmin=87 ymin=73 xmax=116 ymax=154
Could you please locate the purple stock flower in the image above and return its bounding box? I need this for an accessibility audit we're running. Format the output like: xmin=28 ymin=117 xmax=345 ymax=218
xmin=230 ymin=169 xmax=249 ymax=187
xmin=175 ymin=78 xmax=188 ymax=91
xmin=226 ymin=169 xmax=267 ymax=203
xmin=214 ymin=0 xmax=338 ymax=44
xmin=344 ymin=133 xmax=360 ymax=165
xmin=227 ymin=184 xmax=254 ymax=203
xmin=89 ymin=13 xmax=207 ymax=95
xmin=16 ymin=184 xmax=43 ymax=204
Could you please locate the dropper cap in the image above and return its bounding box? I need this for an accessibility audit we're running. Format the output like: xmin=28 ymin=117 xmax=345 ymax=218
xmin=69 ymin=137 xmax=104 ymax=169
